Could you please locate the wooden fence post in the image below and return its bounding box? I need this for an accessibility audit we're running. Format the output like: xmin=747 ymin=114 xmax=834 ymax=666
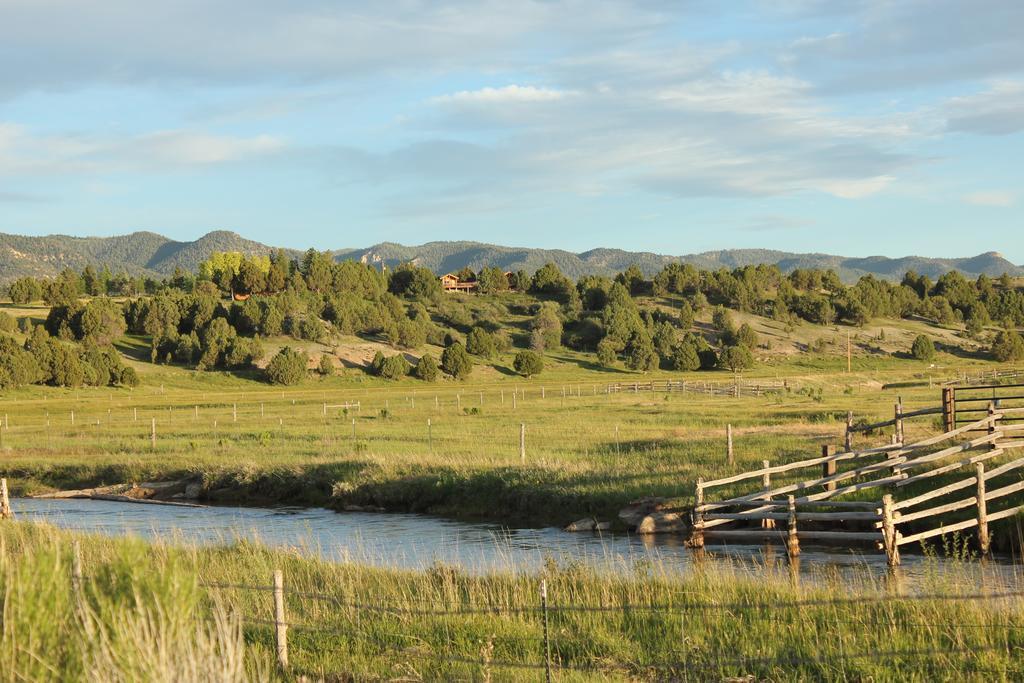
xmin=882 ymin=494 xmax=900 ymax=566
xmin=0 ymin=478 xmax=12 ymax=520
xmin=540 ymin=579 xmax=552 ymax=683
xmin=427 ymin=419 xmax=433 ymax=450
xmin=844 ymin=411 xmax=853 ymax=451
xmin=71 ymin=539 xmax=83 ymax=597
xmin=895 ymin=398 xmax=905 ymax=444
xmin=233 ymin=404 xmax=237 ymax=422
xmin=150 ymin=418 xmax=156 ymax=450
xmin=976 ymin=462 xmax=990 ymax=555
xmin=761 ymin=460 xmax=774 ymax=529
xmin=786 ymin=495 xmax=800 ymax=558
xmin=821 ymin=445 xmax=837 ymax=491
xmin=726 ymin=424 xmax=734 ymax=465
xmin=688 ymin=479 xmax=705 ymax=548
xmin=520 ymin=423 xmax=526 ymax=463
xmin=942 ymin=387 xmax=956 ymax=433
xmin=273 ymin=569 xmax=288 ymax=670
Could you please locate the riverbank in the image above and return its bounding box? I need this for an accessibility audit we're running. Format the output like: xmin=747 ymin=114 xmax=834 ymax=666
xmin=2 ymin=520 xmax=1022 ymax=681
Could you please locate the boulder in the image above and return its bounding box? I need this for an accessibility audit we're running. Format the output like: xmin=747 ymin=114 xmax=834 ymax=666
xmin=564 ymin=518 xmax=597 ymax=532
xmin=618 ymin=496 xmax=672 ymax=528
xmin=594 ymin=521 xmax=611 ymax=531
xmin=636 ymin=511 xmax=687 ymax=535
xmin=183 ymin=482 xmax=202 ymax=499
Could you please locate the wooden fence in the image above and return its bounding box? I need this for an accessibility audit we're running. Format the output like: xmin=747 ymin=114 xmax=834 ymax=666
xmin=689 ymin=403 xmax=1024 ymax=565
xmin=606 ymin=379 xmax=787 ymax=398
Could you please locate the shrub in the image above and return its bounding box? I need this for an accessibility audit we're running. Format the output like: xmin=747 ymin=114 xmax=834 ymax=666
xmin=911 ymin=334 xmax=935 ymax=361
xmin=596 ymin=337 xmax=620 ymax=368
xmin=379 ymin=354 xmax=411 ymax=380
xmin=266 ymin=347 xmax=308 ymax=385
xmin=0 ymin=312 xmax=15 ymax=333
xmin=441 ymin=342 xmax=473 ymax=380
xmin=119 ymin=366 xmax=140 ymax=387
xmin=513 ymin=350 xmax=544 ymax=377
xmin=318 ymin=354 xmax=335 ymax=376
xmin=414 ymin=353 xmax=439 ymax=382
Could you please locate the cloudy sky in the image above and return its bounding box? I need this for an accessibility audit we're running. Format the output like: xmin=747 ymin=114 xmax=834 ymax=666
xmin=1 ymin=1 xmax=1022 ymax=260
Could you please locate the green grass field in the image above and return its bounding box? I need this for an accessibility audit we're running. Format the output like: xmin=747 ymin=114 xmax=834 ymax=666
xmin=2 ymin=521 xmax=1022 ymax=681
xmin=0 ymin=326 xmax=1010 ymax=528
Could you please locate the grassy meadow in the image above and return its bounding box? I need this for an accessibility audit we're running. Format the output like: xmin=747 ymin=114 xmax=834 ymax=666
xmin=2 ymin=521 xmax=1023 ymax=681
xmin=0 ymin=316 xmax=1008 ymax=527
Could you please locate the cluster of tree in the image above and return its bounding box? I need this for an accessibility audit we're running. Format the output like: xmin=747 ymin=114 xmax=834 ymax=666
xmin=0 ymin=325 xmax=137 ymax=389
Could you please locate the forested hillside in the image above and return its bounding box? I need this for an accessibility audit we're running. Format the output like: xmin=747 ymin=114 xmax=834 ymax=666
xmin=3 ymin=248 xmax=1024 ymax=391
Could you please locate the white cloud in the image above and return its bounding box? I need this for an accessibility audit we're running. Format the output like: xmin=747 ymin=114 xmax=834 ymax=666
xmin=945 ymin=80 xmax=1024 ymax=135
xmin=963 ymin=190 xmax=1017 ymax=207
xmin=0 ymin=124 xmax=283 ymax=176
xmin=431 ymin=85 xmax=571 ymax=105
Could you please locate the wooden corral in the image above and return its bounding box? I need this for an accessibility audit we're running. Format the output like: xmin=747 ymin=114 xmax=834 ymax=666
xmin=689 ymin=398 xmax=1024 ymax=566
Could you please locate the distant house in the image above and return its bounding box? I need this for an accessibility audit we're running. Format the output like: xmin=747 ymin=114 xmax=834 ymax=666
xmin=440 ymin=273 xmax=478 ymax=293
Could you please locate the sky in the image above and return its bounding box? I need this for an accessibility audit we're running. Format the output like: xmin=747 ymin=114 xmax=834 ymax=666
xmin=0 ymin=0 xmax=1022 ymax=261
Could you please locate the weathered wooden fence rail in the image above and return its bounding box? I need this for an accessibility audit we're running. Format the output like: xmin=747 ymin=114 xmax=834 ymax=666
xmin=690 ymin=402 xmax=1024 ymax=566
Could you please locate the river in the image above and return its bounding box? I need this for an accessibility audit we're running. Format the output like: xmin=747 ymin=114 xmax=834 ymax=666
xmin=10 ymin=498 xmax=1022 ymax=588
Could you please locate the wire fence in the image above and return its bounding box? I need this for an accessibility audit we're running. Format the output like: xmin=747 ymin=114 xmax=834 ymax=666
xmin=196 ymin=572 xmax=1024 ymax=679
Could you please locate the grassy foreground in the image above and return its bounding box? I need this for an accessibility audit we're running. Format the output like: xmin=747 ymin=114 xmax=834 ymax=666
xmin=2 ymin=521 xmax=1023 ymax=681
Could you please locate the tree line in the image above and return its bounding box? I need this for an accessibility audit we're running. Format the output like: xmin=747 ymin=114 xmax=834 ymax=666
xmin=3 ymin=249 xmax=1023 ymax=388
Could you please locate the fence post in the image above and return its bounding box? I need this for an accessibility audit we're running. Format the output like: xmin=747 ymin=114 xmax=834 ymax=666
xmin=786 ymin=495 xmax=800 ymax=558
xmin=761 ymin=460 xmax=774 ymax=529
xmin=976 ymin=462 xmax=990 ymax=555
xmin=821 ymin=445 xmax=837 ymax=491
xmin=0 ymin=478 xmax=12 ymax=520
xmin=273 ymin=569 xmax=288 ymax=670
xmin=233 ymin=403 xmax=237 ymax=422
xmin=540 ymin=579 xmax=552 ymax=683
xmin=942 ymin=387 xmax=956 ymax=433
xmin=150 ymin=418 xmax=156 ymax=450
xmin=427 ymin=419 xmax=433 ymax=450
xmin=520 ymin=423 xmax=526 ymax=463
xmin=71 ymin=539 xmax=83 ymax=597
xmin=688 ymin=479 xmax=705 ymax=548
xmin=844 ymin=411 xmax=853 ymax=451
xmin=726 ymin=424 xmax=734 ymax=466
xmin=881 ymin=494 xmax=900 ymax=566
xmin=894 ymin=398 xmax=904 ymax=444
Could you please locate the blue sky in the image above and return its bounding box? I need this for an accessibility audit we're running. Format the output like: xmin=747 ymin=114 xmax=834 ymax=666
xmin=0 ymin=1 xmax=1022 ymax=261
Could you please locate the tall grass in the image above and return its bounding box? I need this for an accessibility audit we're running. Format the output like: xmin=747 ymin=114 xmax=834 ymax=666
xmin=3 ymin=521 xmax=1022 ymax=681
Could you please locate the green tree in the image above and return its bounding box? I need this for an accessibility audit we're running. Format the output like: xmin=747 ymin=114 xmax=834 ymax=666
xmin=79 ymin=298 xmax=126 ymax=346
xmin=477 ymin=267 xmax=509 ymax=294
xmin=991 ymin=330 xmax=1024 ymax=362
xmin=513 ymin=350 xmax=544 ymax=377
xmin=441 ymin=342 xmax=473 ymax=380
xmin=911 ymin=334 xmax=936 ymax=361
xmin=466 ymin=326 xmax=497 ymax=358
xmin=596 ymin=337 xmax=621 ymax=368
xmin=8 ymin=277 xmax=42 ymax=305
xmin=669 ymin=341 xmax=701 ymax=371
xmin=626 ymin=337 xmax=658 ymax=372
xmin=318 ymin=354 xmax=335 ymax=376
xmin=414 ymin=353 xmax=439 ymax=381
xmin=379 ymin=354 xmax=411 ymax=380
xmin=719 ymin=344 xmax=754 ymax=372
xmin=266 ymin=346 xmax=308 ymax=385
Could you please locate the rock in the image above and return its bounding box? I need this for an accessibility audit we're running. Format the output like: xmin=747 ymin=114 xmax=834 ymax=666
xmin=564 ymin=518 xmax=597 ymax=532
xmin=618 ymin=496 xmax=672 ymax=528
xmin=184 ymin=482 xmax=202 ymax=499
xmin=343 ymin=504 xmax=365 ymax=512
xmin=636 ymin=511 xmax=687 ymax=535
xmin=594 ymin=521 xmax=611 ymax=531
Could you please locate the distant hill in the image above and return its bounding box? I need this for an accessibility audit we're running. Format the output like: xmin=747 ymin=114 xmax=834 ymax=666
xmin=1 ymin=230 xmax=1021 ymax=283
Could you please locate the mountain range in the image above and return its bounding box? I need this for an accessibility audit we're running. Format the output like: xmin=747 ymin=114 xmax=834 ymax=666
xmin=1 ymin=230 xmax=1021 ymax=284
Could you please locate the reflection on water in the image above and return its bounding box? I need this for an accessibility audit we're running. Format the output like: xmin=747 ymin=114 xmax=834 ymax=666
xmin=11 ymin=498 xmax=1023 ymax=589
